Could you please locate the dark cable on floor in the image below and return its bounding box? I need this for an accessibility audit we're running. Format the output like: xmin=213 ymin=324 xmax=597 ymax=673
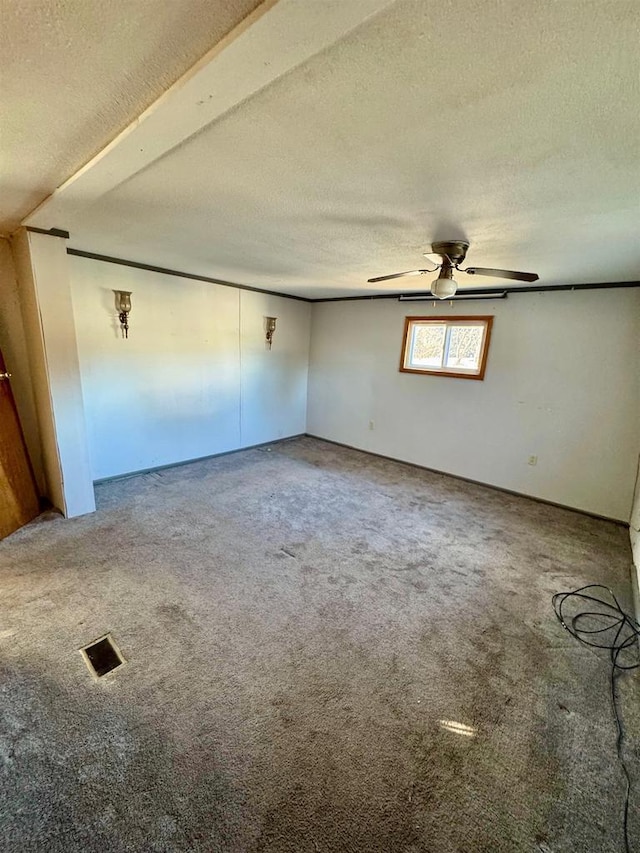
xmin=552 ymin=584 xmax=639 ymax=853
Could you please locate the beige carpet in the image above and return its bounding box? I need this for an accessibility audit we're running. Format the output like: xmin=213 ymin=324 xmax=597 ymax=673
xmin=0 ymin=437 xmax=638 ymax=852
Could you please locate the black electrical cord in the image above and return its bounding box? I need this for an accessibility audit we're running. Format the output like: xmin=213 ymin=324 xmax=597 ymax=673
xmin=552 ymin=584 xmax=639 ymax=853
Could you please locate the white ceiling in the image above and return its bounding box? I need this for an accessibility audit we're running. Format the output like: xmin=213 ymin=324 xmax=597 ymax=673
xmin=0 ymin=0 xmax=263 ymax=231
xmin=12 ymin=0 xmax=640 ymax=298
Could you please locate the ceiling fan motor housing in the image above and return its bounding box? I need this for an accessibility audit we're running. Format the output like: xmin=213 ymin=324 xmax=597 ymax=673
xmin=430 ymin=240 xmax=470 ymax=266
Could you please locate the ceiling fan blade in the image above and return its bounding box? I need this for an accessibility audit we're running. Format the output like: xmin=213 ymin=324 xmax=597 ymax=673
xmin=464 ymin=267 xmax=539 ymax=282
xmin=367 ymin=269 xmax=433 ymax=283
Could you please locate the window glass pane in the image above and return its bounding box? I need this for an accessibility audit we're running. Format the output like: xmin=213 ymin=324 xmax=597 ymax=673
xmin=444 ymin=325 xmax=483 ymax=370
xmin=402 ymin=317 xmax=491 ymax=378
xmin=410 ymin=324 xmax=446 ymax=367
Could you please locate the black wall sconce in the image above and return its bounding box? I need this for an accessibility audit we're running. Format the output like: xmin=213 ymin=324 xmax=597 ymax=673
xmin=265 ymin=316 xmax=277 ymax=350
xmin=114 ymin=290 xmax=132 ymax=338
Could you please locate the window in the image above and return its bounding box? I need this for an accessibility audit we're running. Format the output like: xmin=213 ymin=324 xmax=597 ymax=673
xmin=400 ymin=316 xmax=493 ymax=380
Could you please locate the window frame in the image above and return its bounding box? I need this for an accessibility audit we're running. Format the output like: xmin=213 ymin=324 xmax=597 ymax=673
xmin=399 ymin=315 xmax=494 ymax=380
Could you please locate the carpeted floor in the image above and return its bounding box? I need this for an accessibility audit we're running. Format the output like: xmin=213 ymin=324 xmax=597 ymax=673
xmin=0 ymin=436 xmax=638 ymax=853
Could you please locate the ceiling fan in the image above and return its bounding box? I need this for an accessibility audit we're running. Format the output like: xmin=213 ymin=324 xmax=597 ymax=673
xmin=368 ymin=240 xmax=539 ymax=299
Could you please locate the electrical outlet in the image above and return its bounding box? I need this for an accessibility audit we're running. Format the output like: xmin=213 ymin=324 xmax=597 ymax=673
xmin=528 ymin=455 xmax=538 ymax=466
xmin=369 ymin=420 xmax=375 ymax=430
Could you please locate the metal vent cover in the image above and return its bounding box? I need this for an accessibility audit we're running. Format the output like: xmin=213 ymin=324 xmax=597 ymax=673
xmin=80 ymin=633 xmax=125 ymax=678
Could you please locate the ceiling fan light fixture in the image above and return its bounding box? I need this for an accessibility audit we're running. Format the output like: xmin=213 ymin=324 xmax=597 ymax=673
xmin=431 ymin=271 xmax=458 ymax=300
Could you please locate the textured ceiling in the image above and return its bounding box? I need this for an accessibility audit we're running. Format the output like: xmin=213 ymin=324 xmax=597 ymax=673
xmin=0 ymin=0 xmax=263 ymax=231
xmin=10 ymin=0 xmax=640 ymax=297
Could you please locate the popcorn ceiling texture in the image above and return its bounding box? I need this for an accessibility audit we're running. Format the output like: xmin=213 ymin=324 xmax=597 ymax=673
xmin=32 ymin=0 xmax=640 ymax=297
xmin=0 ymin=0 xmax=262 ymax=229
xmin=3 ymin=0 xmax=638 ymax=295
xmin=0 ymin=437 xmax=638 ymax=852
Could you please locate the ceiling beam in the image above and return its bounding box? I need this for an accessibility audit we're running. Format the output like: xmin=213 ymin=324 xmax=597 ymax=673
xmin=24 ymin=0 xmax=396 ymax=232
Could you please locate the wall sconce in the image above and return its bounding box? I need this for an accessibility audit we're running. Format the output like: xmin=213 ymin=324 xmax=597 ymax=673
xmin=265 ymin=316 xmax=277 ymax=350
xmin=113 ymin=290 xmax=132 ymax=338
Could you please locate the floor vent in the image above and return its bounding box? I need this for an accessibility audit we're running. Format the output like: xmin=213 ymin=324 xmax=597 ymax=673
xmin=80 ymin=634 xmax=125 ymax=678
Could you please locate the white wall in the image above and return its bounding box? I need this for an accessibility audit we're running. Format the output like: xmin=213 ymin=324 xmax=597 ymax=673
xmin=239 ymin=290 xmax=310 ymax=447
xmin=69 ymin=256 xmax=310 ymax=480
xmin=631 ymin=457 xmax=640 ymax=616
xmin=12 ymin=231 xmax=95 ymax=517
xmin=307 ymin=290 xmax=640 ymax=521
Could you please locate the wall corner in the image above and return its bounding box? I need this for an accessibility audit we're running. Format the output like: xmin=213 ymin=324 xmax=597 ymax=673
xmin=11 ymin=228 xmax=95 ymax=517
